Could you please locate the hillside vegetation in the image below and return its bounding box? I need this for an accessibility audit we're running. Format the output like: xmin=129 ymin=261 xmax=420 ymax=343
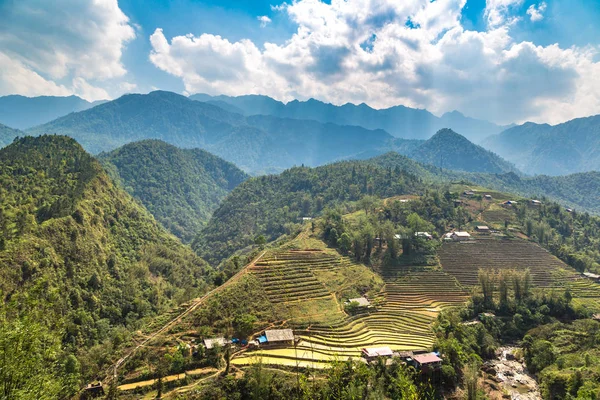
xmin=0 ymin=136 xmax=212 ymax=398
xmin=483 ymin=115 xmax=600 ymax=175
xmin=369 ymin=152 xmax=600 ymax=213
xmin=193 ymin=161 xmax=426 ymax=264
xmin=100 ymin=140 xmax=248 ymax=242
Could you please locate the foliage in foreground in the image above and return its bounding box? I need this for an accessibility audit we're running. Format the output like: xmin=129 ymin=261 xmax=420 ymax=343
xmin=0 ymin=135 xmax=213 ymax=395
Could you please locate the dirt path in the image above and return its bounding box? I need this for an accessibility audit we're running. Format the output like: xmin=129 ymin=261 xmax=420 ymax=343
xmin=103 ymin=250 xmax=267 ymax=385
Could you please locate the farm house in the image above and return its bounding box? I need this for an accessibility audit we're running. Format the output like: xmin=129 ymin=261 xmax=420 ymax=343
xmin=347 ymin=297 xmax=371 ymax=307
xmin=451 ymin=231 xmax=471 ymax=241
xmin=264 ymin=329 xmax=295 ymax=346
xmin=415 ymin=232 xmax=433 ymax=240
xmin=583 ymin=272 xmax=600 ymax=283
xmin=476 ymin=226 xmax=490 ymax=233
xmin=362 ymin=347 xmax=394 ymax=362
xmin=411 ymin=353 xmax=443 ymax=374
xmin=203 ymin=337 xmax=228 ymax=349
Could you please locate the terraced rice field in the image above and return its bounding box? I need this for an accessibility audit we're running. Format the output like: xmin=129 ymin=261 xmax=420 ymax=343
xmin=236 ymin=253 xmax=469 ymax=367
xmin=249 ymin=251 xmax=336 ymax=303
xmin=482 ymin=204 xmax=516 ymax=225
xmin=566 ymin=279 xmax=600 ymax=312
xmin=438 ymin=238 xmax=578 ymax=287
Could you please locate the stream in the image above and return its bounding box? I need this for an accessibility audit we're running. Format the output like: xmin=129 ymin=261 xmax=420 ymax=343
xmin=483 ymin=347 xmax=541 ymax=400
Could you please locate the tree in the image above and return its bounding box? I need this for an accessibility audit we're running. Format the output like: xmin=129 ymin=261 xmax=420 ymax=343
xmin=233 ymin=314 xmax=257 ymax=339
xmin=463 ymin=362 xmax=481 ymax=400
xmin=0 ymin=313 xmax=62 ymax=400
xmin=478 ymin=269 xmax=496 ymax=309
xmin=254 ymin=234 xmax=266 ymax=249
xmin=358 ymin=195 xmax=379 ymax=215
xmin=337 ymin=232 xmax=352 ymax=254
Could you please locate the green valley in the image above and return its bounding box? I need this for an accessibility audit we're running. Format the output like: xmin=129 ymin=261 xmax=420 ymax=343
xmin=99 ymin=140 xmax=248 ymax=243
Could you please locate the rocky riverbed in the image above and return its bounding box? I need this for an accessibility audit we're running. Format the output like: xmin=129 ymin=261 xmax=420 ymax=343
xmin=482 ymin=347 xmax=541 ymax=400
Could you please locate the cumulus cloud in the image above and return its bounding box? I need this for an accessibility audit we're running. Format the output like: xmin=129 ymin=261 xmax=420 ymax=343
xmin=527 ymin=2 xmax=547 ymax=22
xmin=0 ymin=0 xmax=135 ymax=100
xmin=484 ymin=0 xmax=523 ymax=27
xmin=257 ymin=16 xmax=272 ymax=28
xmin=149 ymin=0 xmax=600 ymax=124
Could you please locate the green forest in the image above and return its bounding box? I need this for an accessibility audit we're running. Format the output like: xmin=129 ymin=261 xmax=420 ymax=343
xmin=0 ymin=136 xmax=214 ymax=398
xmin=100 ymin=139 xmax=248 ymax=242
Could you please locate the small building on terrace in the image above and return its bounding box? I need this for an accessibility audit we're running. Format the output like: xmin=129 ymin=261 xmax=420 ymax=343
xmin=204 ymin=337 xmax=228 ymax=350
xmin=476 ymin=225 xmax=491 ymax=234
xmin=583 ymin=272 xmax=600 ymax=283
xmin=415 ymin=232 xmax=433 ymax=240
xmin=347 ymin=297 xmax=371 ymax=308
xmin=264 ymin=329 xmax=295 ymax=346
xmin=412 ymin=352 xmax=443 ymax=371
xmin=451 ymin=231 xmax=471 ymax=241
xmin=362 ymin=347 xmax=394 ymax=362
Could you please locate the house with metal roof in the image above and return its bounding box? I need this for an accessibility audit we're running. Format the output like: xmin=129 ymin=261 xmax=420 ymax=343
xmin=264 ymin=329 xmax=294 ymax=346
xmin=362 ymin=347 xmax=394 ymax=361
xmin=412 ymin=352 xmax=443 ymax=369
xmin=203 ymin=337 xmax=228 ymax=350
xmin=451 ymin=231 xmax=471 ymax=241
xmin=348 ymin=297 xmax=371 ymax=307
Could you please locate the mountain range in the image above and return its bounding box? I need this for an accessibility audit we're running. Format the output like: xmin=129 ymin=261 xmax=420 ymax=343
xmin=100 ymin=140 xmax=248 ymax=242
xmin=0 ymin=94 xmax=105 ymax=130
xmin=25 ymin=91 xmax=516 ymax=175
xmin=483 ymin=115 xmax=600 ymax=175
xmin=190 ymin=93 xmax=507 ymax=142
xmin=4 ymin=90 xmax=600 ymax=178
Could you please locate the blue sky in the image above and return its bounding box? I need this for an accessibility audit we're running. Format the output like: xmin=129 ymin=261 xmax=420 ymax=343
xmin=1 ymin=0 xmax=600 ymax=125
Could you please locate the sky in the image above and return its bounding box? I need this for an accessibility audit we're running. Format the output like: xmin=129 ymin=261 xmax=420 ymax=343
xmin=0 ymin=0 xmax=600 ymax=125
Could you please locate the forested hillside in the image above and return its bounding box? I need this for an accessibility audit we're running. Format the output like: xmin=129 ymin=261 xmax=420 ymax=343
xmin=483 ymin=115 xmax=600 ymax=175
xmin=0 ymin=136 xmax=212 ymax=398
xmin=369 ymin=152 xmax=600 ymax=213
xmin=411 ymin=129 xmax=518 ymax=174
xmin=0 ymin=94 xmax=103 ymax=130
xmin=0 ymin=122 xmax=21 ymax=147
xmin=190 ymin=93 xmax=506 ymax=142
xmin=193 ymin=161 xmax=426 ymax=264
xmin=100 ymin=140 xmax=248 ymax=242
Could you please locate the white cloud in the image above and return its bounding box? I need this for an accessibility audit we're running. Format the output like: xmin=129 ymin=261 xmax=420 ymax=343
xmin=484 ymin=0 xmax=523 ymax=28
xmin=0 ymin=0 xmax=136 ymax=100
xmin=0 ymin=53 xmax=72 ymax=97
xmin=72 ymin=77 xmax=110 ymax=101
xmin=149 ymin=0 xmax=600 ymax=125
xmin=257 ymin=15 xmax=272 ymax=28
xmin=527 ymin=2 xmax=547 ymax=22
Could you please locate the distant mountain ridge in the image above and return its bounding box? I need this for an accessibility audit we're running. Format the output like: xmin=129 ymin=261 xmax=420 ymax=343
xmin=0 ymin=94 xmax=106 ymax=130
xmin=483 ymin=115 xmax=600 ymax=175
xmin=100 ymin=140 xmax=249 ymax=242
xmin=190 ymin=93 xmax=508 ymax=142
xmin=0 ymin=123 xmax=21 ymax=147
xmin=410 ymin=128 xmax=519 ymax=174
xmin=26 ymin=90 xmax=419 ymax=173
xmin=368 ymin=152 xmax=600 ymax=213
